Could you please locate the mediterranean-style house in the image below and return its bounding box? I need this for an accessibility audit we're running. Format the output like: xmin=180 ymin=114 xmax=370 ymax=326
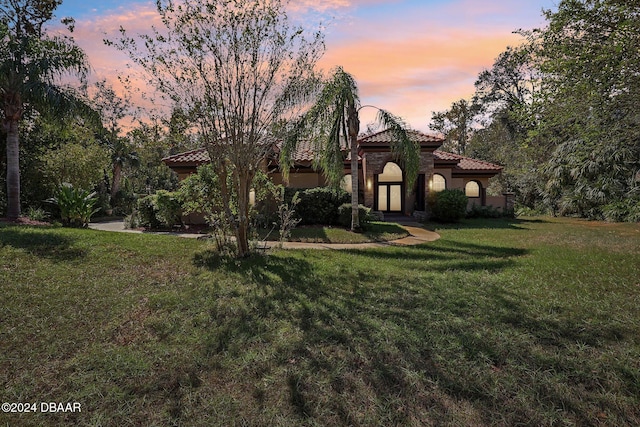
xmin=162 ymin=129 xmax=512 ymax=220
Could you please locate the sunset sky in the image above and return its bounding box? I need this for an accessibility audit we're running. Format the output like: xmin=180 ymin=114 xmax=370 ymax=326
xmin=55 ymin=0 xmax=558 ymax=132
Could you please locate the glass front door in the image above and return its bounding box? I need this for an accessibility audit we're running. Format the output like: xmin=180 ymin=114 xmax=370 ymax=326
xmin=378 ymin=183 xmax=402 ymax=212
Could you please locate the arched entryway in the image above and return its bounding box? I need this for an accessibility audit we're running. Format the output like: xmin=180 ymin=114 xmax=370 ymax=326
xmin=376 ymin=162 xmax=404 ymax=212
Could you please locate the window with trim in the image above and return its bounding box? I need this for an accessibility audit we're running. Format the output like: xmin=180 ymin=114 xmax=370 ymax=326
xmin=465 ymin=181 xmax=480 ymax=197
xmin=431 ymin=174 xmax=446 ymax=192
xmin=378 ymin=162 xmax=403 ymax=182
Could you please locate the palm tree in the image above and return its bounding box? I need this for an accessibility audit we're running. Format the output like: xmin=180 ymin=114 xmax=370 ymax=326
xmin=281 ymin=67 xmax=420 ymax=231
xmin=0 ymin=0 xmax=89 ymax=219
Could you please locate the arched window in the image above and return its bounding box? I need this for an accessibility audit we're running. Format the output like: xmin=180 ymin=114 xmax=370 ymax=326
xmin=431 ymin=174 xmax=446 ymax=192
xmin=378 ymin=162 xmax=403 ymax=182
xmin=341 ymin=174 xmax=352 ymax=193
xmin=465 ymin=181 xmax=481 ymax=198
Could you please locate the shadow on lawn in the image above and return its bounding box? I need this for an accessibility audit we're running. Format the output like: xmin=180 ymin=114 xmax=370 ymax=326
xmin=348 ymin=240 xmax=528 ymax=273
xmin=191 ymin=242 xmax=513 ymax=422
xmin=189 ymin=237 xmax=637 ymax=425
xmin=0 ymin=226 xmax=87 ymax=261
xmin=427 ymin=217 xmax=549 ymax=231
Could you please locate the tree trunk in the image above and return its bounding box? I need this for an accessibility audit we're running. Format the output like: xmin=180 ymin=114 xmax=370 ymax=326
xmin=111 ymin=163 xmax=122 ymax=201
xmin=235 ymin=172 xmax=252 ymax=258
xmin=347 ymin=102 xmax=360 ymax=232
xmin=5 ymin=118 xmax=21 ymax=219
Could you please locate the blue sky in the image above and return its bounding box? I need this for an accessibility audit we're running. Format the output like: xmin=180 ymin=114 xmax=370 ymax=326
xmin=55 ymin=0 xmax=558 ymax=131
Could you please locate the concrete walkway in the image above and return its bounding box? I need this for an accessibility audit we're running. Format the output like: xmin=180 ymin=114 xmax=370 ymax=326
xmin=88 ymin=220 xmax=440 ymax=250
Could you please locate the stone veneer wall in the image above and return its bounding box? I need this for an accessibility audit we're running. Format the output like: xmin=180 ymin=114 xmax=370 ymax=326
xmin=363 ymin=151 xmax=435 ymax=213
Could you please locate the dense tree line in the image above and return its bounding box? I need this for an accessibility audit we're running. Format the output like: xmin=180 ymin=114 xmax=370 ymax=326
xmin=431 ymin=0 xmax=640 ymax=221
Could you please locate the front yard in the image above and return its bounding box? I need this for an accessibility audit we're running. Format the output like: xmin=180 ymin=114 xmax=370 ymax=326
xmin=0 ymin=217 xmax=638 ymax=426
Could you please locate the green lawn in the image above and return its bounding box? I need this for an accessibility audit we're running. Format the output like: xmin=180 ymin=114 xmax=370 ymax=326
xmin=258 ymin=221 xmax=409 ymax=243
xmin=0 ymin=217 xmax=638 ymax=426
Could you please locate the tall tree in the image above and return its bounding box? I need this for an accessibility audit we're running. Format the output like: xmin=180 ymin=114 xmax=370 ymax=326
xmin=281 ymin=67 xmax=418 ymax=231
xmin=430 ymin=98 xmax=479 ymax=155
xmin=536 ymin=0 xmax=640 ymax=217
xmin=91 ymin=81 xmax=139 ymax=201
xmin=111 ymin=0 xmax=323 ymax=257
xmin=0 ymin=0 xmax=89 ymax=219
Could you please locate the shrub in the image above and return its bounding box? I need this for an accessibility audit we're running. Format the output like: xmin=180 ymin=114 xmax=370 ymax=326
xmin=135 ymin=191 xmax=182 ymax=229
xmin=177 ymin=164 xmax=224 ymax=222
xmin=135 ymin=195 xmax=161 ymax=229
xmin=602 ymin=198 xmax=640 ymax=222
xmin=47 ymin=183 xmax=99 ymax=228
xmin=155 ymin=190 xmax=182 ymax=228
xmin=430 ymin=189 xmax=468 ymax=222
xmin=284 ymin=187 xmax=349 ymax=225
xmin=26 ymin=206 xmax=49 ymax=222
xmin=467 ymin=203 xmax=503 ymax=219
xmin=337 ymin=203 xmax=372 ymax=229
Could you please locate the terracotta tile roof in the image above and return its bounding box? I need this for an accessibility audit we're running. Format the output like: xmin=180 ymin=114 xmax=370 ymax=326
xmin=162 ymin=148 xmax=210 ymax=167
xmin=162 ymin=141 xmax=356 ymax=166
xmin=358 ymin=129 xmax=444 ymax=146
xmin=434 ymin=150 xmax=502 ymax=172
xmin=161 ymin=132 xmax=501 ymax=174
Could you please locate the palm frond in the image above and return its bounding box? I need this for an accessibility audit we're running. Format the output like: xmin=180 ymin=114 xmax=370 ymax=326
xmin=376 ymin=109 xmax=420 ymax=190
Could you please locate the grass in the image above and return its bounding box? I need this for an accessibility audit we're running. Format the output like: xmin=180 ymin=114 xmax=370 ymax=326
xmin=0 ymin=217 xmax=639 ymax=426
xmin=257 ymin=221 xmax=409 ymax=244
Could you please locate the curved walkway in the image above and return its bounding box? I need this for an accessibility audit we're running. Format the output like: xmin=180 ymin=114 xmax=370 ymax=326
xmin=88 ymin=220 xmax=440 ymax=249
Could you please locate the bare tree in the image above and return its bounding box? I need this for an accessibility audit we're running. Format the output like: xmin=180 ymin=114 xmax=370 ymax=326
xmin=110 ymin=0 xmax=323 ymax=257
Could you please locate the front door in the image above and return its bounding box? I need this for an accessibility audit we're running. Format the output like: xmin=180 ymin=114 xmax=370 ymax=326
xmin=378 ymin=183 xmax=402 ymax=212
xmin=376 ymin=162 xmax=404 ymax=213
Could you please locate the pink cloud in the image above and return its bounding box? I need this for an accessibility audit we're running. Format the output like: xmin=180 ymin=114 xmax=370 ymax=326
xmin=60 ymin=0 xmax=539 ymax=132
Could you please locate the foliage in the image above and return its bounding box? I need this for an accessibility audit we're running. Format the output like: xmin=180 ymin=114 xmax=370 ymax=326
xmin=466 ymin=203 xmax=503 ymax=219
xmin=110 ymin=0 xmax=324 ymax=257
xmin=602 ymin=198 xmax=640 ymax=223
xmin=134 ymin=195 xmax=159 ymax=229
xmin=250 ymin=170 xmax=282 ymax=229
xmin=284 ymin=187 xmax=349 ymax=226
xmin=26 ymin=206 xmax=48 ymax=222
xmin=125 ymin=122 xmax=181 ymax=195
xmin=0 ymin=0 xmax=91 ymax=219
xmin=282 ymin=66 xmax=418 ymax=231
xmin=430 ymin=98 xmax=480 ymax=155
xmin=277 ymin=191 xmax=301 ymax=243
xmin=429 ymin=189 xmax=468 ymax=222
xmin=337 ymin=202 xmax=372 ymax=229
xmin=47 ymin=183 xmax=99 ymax=227
xmin=135 ymin=191 xmax=181 ymax=229
xmin=457 ymin=0 xmax=640 ymax=218
xmin=39 ymin=142 xmax=109 ymax=192
xmin=177 ymin=164 xmax=224 ymax=221
xmin=154 ymin=190 xmax=181 ymax=228
xmin=4 ymin=218 xmax=639 ymax=426
xmin=531 ymin=0 xmax=640 ymax=217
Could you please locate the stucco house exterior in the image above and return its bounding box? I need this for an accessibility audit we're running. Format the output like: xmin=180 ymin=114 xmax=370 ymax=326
xmin=162 ymin=129 xmax=511 ymax=219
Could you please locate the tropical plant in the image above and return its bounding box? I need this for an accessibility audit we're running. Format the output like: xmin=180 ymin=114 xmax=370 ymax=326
xmin=47 ymin=183 xmax=99 ymax=227
xmin=0 ymin=0 xmax=90 ymax=219
xmin=281 ymin=67 xmax=419 ymax=231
